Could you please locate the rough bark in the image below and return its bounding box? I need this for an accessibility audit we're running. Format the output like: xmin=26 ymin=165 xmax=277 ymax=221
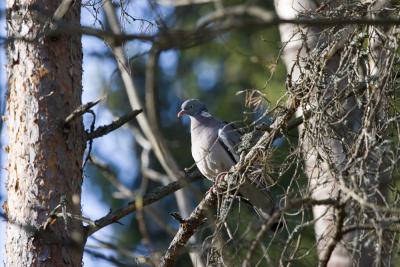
xmin=5 ymin=0 xmax=84 ymax=266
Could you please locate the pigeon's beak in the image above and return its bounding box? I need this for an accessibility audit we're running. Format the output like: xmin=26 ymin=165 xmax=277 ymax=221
xmin=177 ymin=110 xmax=186 ymax=118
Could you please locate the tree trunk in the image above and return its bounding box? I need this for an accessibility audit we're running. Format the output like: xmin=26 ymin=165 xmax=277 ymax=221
xmin=5 ymin=0 xmax=84 ymax=266
xmin=274 ymin=1 xmax=352 ymax=263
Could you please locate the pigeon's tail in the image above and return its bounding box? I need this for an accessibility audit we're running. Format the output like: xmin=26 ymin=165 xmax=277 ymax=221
xmin=238 ymin=179 xmax=281 ymax=230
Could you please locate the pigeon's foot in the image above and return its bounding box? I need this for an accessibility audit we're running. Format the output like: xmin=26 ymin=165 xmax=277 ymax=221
xmin=209 ymin=172 xmax=229 ymax=194
xmin=215 ymin=172 xmax=228 ymax=185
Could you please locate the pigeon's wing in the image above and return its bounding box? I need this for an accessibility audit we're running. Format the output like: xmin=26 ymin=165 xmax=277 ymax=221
xmin=217 ymin=123 xmax=242 ymax=163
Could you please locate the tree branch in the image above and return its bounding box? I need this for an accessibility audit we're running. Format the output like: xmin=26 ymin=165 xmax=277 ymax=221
xmin=64 ymin=97 xmax=104 ymax=125
xmin=85 ymin=109 xmax=142 ymax=141
xmin=85 ymin=172 xmax=203 ymax=236
xmin=160 ymin=190 xmax=218 ymax=267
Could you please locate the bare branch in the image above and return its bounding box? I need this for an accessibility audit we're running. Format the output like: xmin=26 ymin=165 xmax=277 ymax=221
xmin=101 ymin=0 xmax=186 ymax=182
xmin=85 ymin=109 xmax=143 ymax=141
xmin=100 ymin=3 xmax=206 ymax=265
xmin=64 ymin=97 xmax=104 ymax=125
xmin=160 ymin=190 xmax=217 ymax=267
xmin=85 ymin=172 xmax=203 ymax=236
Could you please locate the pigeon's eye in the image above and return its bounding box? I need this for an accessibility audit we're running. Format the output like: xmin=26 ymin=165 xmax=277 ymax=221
xmin=189 ymin=105 xmax=193 ymax=109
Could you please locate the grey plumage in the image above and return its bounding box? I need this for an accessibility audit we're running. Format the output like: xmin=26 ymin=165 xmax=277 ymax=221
xmin=178 ymin=99 xmax=276 ymax=221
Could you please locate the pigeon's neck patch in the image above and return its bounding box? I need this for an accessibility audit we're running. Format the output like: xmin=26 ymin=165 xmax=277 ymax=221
xmin=200 ymin=111 xmax=212 ymax=117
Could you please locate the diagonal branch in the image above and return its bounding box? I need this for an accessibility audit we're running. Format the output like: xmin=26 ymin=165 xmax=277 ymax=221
xmin=64 ymin=97 xmax=104 ymax=125
xmin=85 ymin=109 xmax=142 ymax=141
xmin=101 ymin=0 xmax=185 ymax=182
xmin=85 ymin=171 xmax=203 ymax=236
xmin=160 ymin=190 xmax=218 ymax=267
xmin=101 ymin=3 xmax=206 ymax=265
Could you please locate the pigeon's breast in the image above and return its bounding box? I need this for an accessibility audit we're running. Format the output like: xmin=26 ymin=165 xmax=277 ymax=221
xmin=191 ymin=127 xmax=235 ymax=181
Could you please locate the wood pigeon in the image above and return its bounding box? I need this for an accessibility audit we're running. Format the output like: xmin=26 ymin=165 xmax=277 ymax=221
xmin=178 ymin=99 xmax=276 ymax=222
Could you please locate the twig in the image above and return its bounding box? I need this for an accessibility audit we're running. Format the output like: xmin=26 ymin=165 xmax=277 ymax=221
xmin=85 ymin=109 xmax=143 ymax=141
xmin=146 ymin=207 xmax=177 ymax=236
xmin=89 ymin=236 xmax=143 ymax=260
xmin=196 ymin=5 xmax=274 ymax=28
xmin=85 ymin=172 xmax=203 ymax=236
xmin=64 ymin=97 xmax=104 ymax=125
xmin=50 ymin=21 xmax=155 ymax=44
xmin=197 ymin=5 xmax=400 ymax=28
xmin=43 ymin=202 xmax=96 ymax=231
xmin=157 ymin=0 xmax=213 ymax=6
xmin=256 ymin=110 xmax=309 ymax=132
xmin=145 ymin=47 xmax=160 ymax=135
xmin=170 ymin=212 xmax=186 ymax=223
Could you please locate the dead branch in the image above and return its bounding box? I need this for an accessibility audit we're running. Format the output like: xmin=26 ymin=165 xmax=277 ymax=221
xmin=196 ymin=5 xmax=274 ymax=28
xmin=85 ymin=109 xmax=143 ymax=141
xmin=242 ymin=210 xmax=282 ymax=267
xmin=243 ymin=197 xmax=342 ymax=267
xmin=160 ymin=190 xmax=218 ymax=267
xmin=64 ymin=97 xmax=104 ymax=125
xmin=85 ymin=171 xmax=203 ymax=236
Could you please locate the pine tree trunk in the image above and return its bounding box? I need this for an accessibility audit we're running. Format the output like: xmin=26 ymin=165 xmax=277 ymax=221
xmin=5 ymin=0 xmax=84 ymax=266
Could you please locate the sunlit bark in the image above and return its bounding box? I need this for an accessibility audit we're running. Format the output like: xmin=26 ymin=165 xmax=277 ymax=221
xmin=5 ymin=0 xmax=84 ymax=265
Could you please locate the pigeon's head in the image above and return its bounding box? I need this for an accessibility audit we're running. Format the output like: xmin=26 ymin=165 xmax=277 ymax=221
xmin=177 ymin=99 xmax=207 ymax=118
